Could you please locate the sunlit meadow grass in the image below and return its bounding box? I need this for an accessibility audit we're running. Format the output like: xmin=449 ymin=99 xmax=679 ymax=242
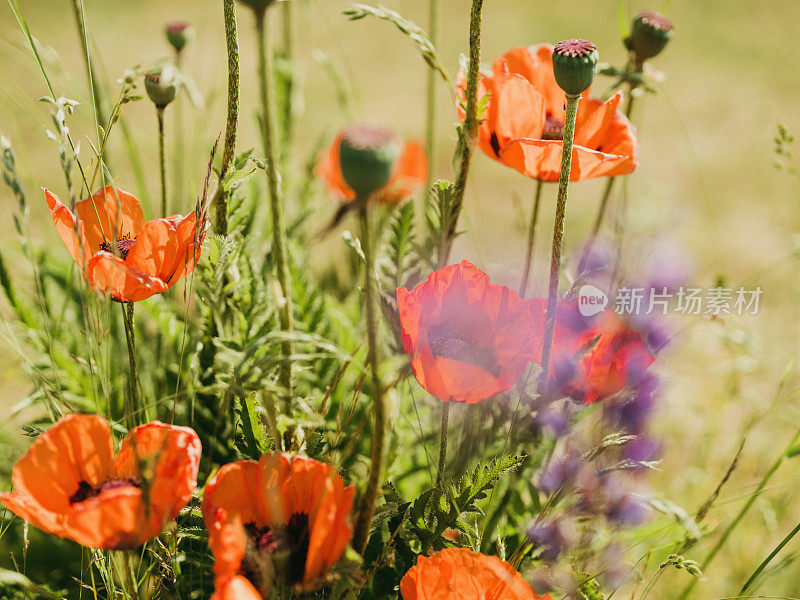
xmin=1 ymin=1 xmax=800 ymax=599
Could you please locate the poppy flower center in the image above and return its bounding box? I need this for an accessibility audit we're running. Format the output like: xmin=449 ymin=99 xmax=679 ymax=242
xmin=69 ymin=478 xmax=140 ymax=504
xmin=541 ymin=116 xmax=565 ymax=141
xmin=100 ymin=234 xmax=135 ymax=260
xmin=241 ymin=512 xmax=310 ymax=594
xmin=428 ymin=321 xmax=498 ymax=374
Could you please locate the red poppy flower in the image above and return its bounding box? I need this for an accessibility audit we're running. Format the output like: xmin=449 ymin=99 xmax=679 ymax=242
xmin=400 ymin=547 xmax=546 ymax=600
xmin=318 ymin=131 xmax=427 ymax=202
xmin=45 ymin=185 xmax=207 ymax=302
xmin=203 ymin=453 xmax=354 ymax=597
xmin=0 ymin=414 xmax=201 ymax=549
xmin=397 ymin=261 xmax=547 ymax=403
xmin=550 ymin=304 xmax=654 ymax=403
xmin=458 ymin=44 xmax=638 ymax=181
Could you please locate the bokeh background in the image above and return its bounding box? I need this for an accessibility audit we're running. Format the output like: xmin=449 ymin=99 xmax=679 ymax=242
xmin=2 ymin=0 xmax=800 ymax=597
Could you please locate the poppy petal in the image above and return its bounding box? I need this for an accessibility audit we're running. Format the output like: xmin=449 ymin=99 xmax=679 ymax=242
xmin=10 ymin=414 xmax=114 ymax=516
xmin=66 ymin=486 xmax=157 ymax=549
xmin=211 ymin=575 xmax=262 ymax=600
xmin=75 ymin=186 xmax=145 ymax=245
xmin=114 ymin=421 xmax=201 ymax=526
xmin=85 ymin=251 xmax=168 ymax=302
xmin=44 ymin=189 xmax=95 ymax=265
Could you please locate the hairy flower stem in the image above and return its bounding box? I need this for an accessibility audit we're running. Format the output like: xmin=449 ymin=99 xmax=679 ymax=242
xmin=157 ymin=107 xmax=167 ymax=216
xmin=173 ymin=50 xmax=185 ymax=213
xmin=436 ymin=401 xmax=449 ymax=487
xmin=121 ymin=302 xmax=142 ymax=428
xmin=215 ymin=0 xmax=240 ymax=235
xmin=256 ymin=8 xmax=294 ymax=407
xmin=424 ymin=0 xmax=440 ymax=195
xmin=352 ymin=199 xmax=386 ymax=555
xmin=678 ymin=423 xmax=800 ymax=599
xmin=519 ymin=180 xmax=544 ymax=297
xmin=120 ymin=551 xmax=139 ymax=600
xmin=441 ymin=0 xmax=483 ymax=266
xmin=538 ymin=94 xmax=580 ymax=392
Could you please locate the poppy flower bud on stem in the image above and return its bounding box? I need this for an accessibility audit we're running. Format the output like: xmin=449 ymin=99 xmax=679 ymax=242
xmin=539 ymin=39 xmax=599 ymax=392
xmin=165 ymin=22 xmax=194 ymax=54
xmin=144 ymin=66 xmax=178 ymax=109
xmin=551 ymin=39 xmax=598 ymax=98
xmin=343 ymin=126 xmax=396 ymax=555
xmin=338 ymin=126 xmax=399 ymax=201
xmin=629 ymin=10 xmax=673 ymax=66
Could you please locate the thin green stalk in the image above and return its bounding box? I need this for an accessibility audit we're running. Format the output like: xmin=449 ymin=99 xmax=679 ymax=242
xmin=256 ymin=7 xmax=294 ymax=402
xmin=281 ymin=0 xmax=294 ymax=159
xmin=740 ymin=519 xmax=800 ymax=594
xmin=589 ymin=61 xmax=639 ymax=237
xmin=215 ymin=0 xmax=240 ymax=234
xmin=121 ymin=551 xmax=138 ymax=600
xmin=441 ymin=0 xmax=483 ymax=266
xmin=122 ymin=302 xmax=142 ymax=428
xmin=70 ymin=0 xmax=106 ymax=147
xmin=173 ymin=50 xmax=185 ymax=210
xmin=260 ymin=390 xmax=283 ymax=452
xmin=678 ymin=424 xmax=800 ymax=599
xmin=519 ymin=179 xmax=544 ymax=297
xmin=424 ymin=0 xmax=440 ymax=195
xmin=352 ymin=199 xmax=386 ymax=555
xmin=538 ymin=94 xmax=581 ymax=391
xmin=157 ymin=107 xmax=167 ymax=216
xmin=436 ymin=400 xmax=449 ymax=487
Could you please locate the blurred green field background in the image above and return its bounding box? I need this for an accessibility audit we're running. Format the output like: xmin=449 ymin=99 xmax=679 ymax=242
xmin=2 ymin=0 xmax=800 ymax=597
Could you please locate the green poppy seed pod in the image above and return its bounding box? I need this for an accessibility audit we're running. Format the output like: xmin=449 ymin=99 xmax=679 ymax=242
xmin=630 ymin=10 xmax=674 ymax=62
xmin=338 ymin=126 xmax=399 ymax=199
xmin=165 ymin=22 xmax=194 ymax=53
xmin=237 ymin=0 xmax=279 ymax=13
xmin=144 ymin=66 xmax=178 ymax=109
xmin=552 ymin=39 xmax=599 ymax=97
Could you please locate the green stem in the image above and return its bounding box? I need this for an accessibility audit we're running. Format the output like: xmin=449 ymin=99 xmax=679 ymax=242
xmin=157 ymin=107 xmax=167 ymax=216
xmin=260 ymin=390 xmax=283 ymax=452
xmin=121 ymin=302 xmax=143 ymax=427
xmin=120 ymin=551 xmax=138 ymax=600
xmin=281 ymin=0 xmax=294 ymax=161
xmin=537 ymin=94 xmax=580 ymax=392
xmin=215 ymin=0 xmax=240 ymax=235
xmin=70 ymin=0 xmax=107 ymax=149
xmin=740 ymin=519 xmax=800 ymax=594
xmin=424 ymin=0 xmax=440 ymax=195
xmin=436 ymin=400 xmax=449 ymax=487
xmin=440 ymin=0 xmax=483 ymax=266
xmin=678 ymin=424 xmax=800 ymax=599
xmin=519 ymin=179 xmax=543 ymax=297
xmin=174 ymin=50 xmax=185 ymax=213
xmin=256 ymin=7 xmax=294 ymax=406
xmin=352 ymin=199 xmax=386 ymax=555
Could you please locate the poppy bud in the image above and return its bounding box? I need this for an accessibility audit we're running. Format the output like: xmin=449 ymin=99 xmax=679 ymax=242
xmin=144 ymin=66 xmax=178 ymax=109
xmin=552 ymin=39 xmax=599 ymax=97
xmin=237 ymin=0 xmax=279 ymax=13
xmin=165 ymin=22 xmax=194 ymax=53
xmin=629 ymin=10 xmax=674 ymax=62
xmin=338 ymin=125 xmax=399 ymax=198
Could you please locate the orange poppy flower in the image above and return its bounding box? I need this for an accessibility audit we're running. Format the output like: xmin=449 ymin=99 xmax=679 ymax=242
xmin=458 ymin=44 xmax=638 ymax=181
xmin=202 ymin=453 xmax=354 ymax=597
xmin=0 ymin=414 xmax=201 ymax=550
xmin=550 ymin=304 xmax=654 ymax=403
xmin=318 ymin=131 xmax=427 ymax=202
xmin=397 ymin=261 xmax=547 ymax=403
xmin=45 ymin=185 xmax=207 ymax=302
xmin=400 ymin=547 xmax=546 ymax=600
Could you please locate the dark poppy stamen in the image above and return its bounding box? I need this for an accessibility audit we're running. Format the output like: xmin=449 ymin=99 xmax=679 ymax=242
xmin=100 ymin=234 xmax=135 ymax=260
xmin=69 ymin=478 xmax=139 ymax=504
xmin=241 ymin=512 xmax=311 ymax=594
xmin=541 ymin=116 xmax=565 ymax=140
xmin=428 ymin=322 xmax=498 ymax=375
